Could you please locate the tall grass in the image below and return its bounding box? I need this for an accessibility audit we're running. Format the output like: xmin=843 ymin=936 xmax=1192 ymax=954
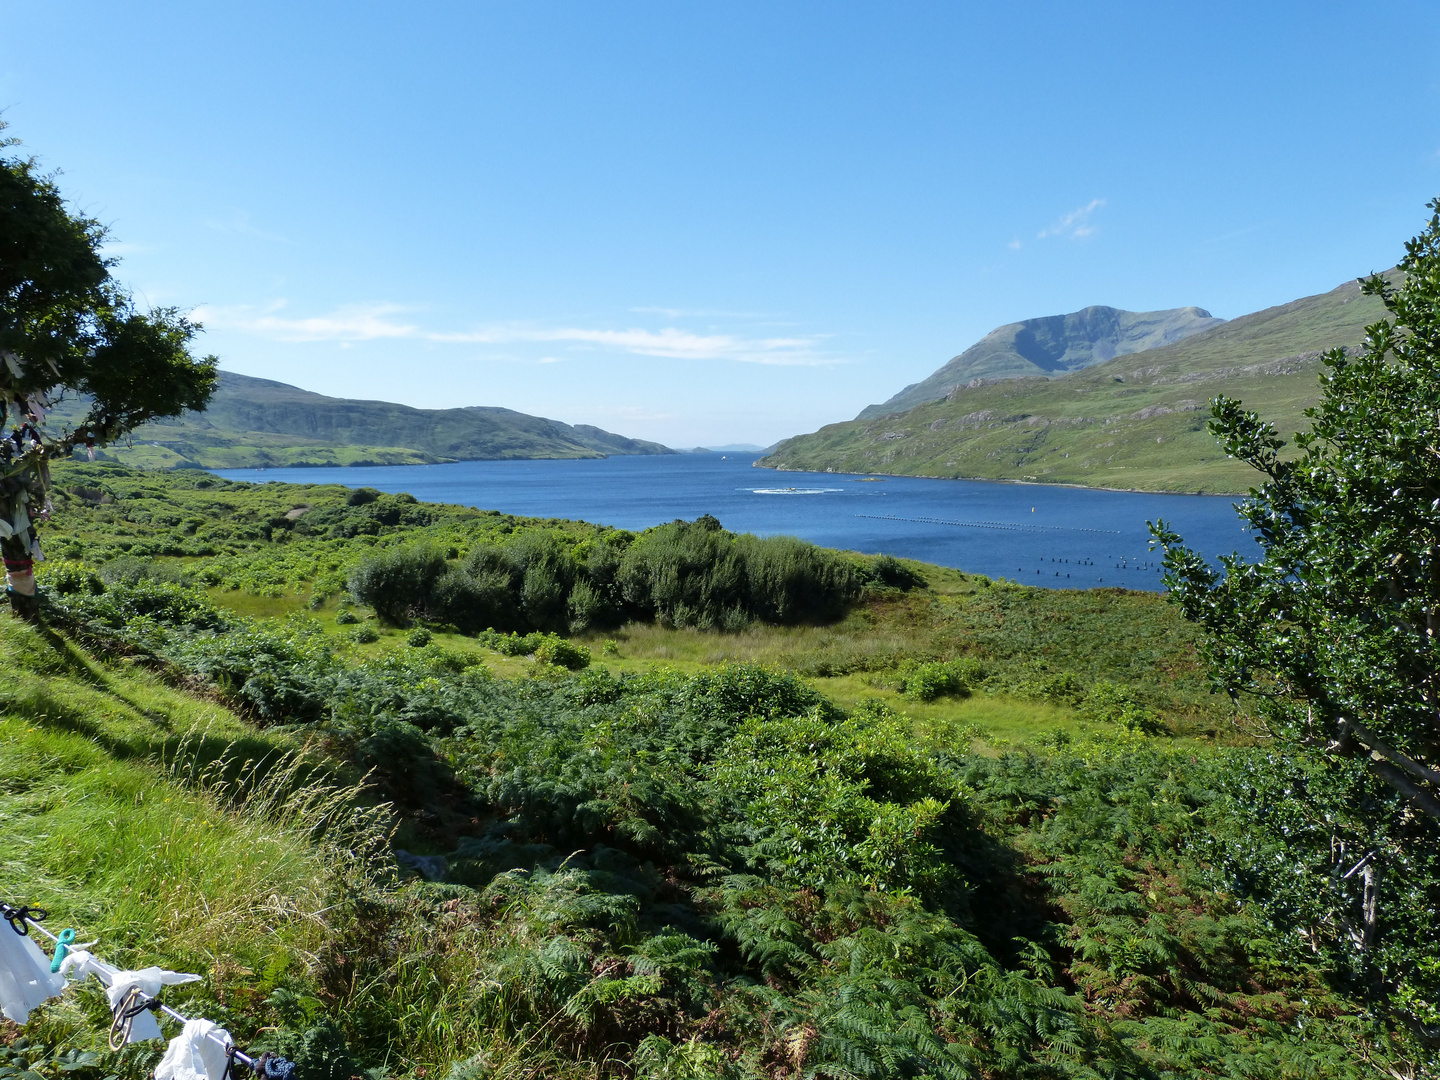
xmin=0 ymin=717 xmax=334 ymax=1043
xmin=160 ymin=731 xmax=395 ymax=862
xmin=0 ymin=618 xmax=393 ymax=1070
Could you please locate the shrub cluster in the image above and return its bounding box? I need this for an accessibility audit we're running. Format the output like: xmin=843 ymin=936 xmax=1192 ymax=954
xmin=33 ymin=576 xmax=1440 ymax=1076
xmin=896 ymin=657 xmax=984 ymax=701
xmin=1080 ymin=679 xmax=1166 ymax=734
xmin=348 ymin=515 xmax=867 ymax=634
xmin=478 ymin=628 xmax=591 ymax=669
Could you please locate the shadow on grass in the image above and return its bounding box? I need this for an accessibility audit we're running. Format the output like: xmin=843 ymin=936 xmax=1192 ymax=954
xmin=0 ymin=617 xmax=351 ymax=811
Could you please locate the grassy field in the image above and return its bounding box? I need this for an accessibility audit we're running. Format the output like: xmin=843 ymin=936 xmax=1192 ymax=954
xmin=762 ymin=273 xmax=1397 ymax=493
xmin=101 ymin=435 xmax=439 ymax=470
xmin=3 ymin=463 xmax=1432 ymax=1079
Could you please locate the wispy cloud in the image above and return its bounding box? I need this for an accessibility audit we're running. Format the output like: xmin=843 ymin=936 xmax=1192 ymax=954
xmin=1037 ymin=198 xmax=1106 ymax=240
xmin=1006 ymin=238 xmax=1023 ymax=251
xmin=194 ymin=302 xmax=419 ymax=341
xmin=194 ymin=302 xmax=837 ymax=366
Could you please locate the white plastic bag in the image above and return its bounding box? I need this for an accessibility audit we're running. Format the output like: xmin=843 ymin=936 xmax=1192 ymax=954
xmin=104 ymin=966 xmax=202 ymax=1043
xmin=0 ymin=928 xmax=66 ymax=1024
xmin=155 ymin=1018 xmax=233 ymax=1080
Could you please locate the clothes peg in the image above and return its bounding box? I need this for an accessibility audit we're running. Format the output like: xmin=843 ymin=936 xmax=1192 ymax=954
xmin=49 ymin=928 xmax=75 ymax=973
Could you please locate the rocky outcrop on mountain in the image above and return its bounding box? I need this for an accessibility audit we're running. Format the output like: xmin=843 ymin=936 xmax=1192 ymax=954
xmin=858 ymin=305 xmax=1224 ymax=419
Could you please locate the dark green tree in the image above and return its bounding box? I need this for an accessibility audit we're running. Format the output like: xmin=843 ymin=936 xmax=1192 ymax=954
xmin=0 ymin=125 xmax=216 ymax=615
xmin=1153 ymin=197 xmax=1440 ymax=825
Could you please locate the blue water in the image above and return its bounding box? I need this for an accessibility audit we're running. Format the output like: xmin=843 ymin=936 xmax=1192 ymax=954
xmin=214 ymin=456 xmax=1252 ymax=591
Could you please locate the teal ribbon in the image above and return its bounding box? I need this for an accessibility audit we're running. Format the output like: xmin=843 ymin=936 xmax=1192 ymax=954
xmin=49 ymin=928 xmax=75 ymax=973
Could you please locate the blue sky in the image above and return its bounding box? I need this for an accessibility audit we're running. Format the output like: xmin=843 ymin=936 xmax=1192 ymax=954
xmin=3 ymin=2 xmax=1438 ymax=447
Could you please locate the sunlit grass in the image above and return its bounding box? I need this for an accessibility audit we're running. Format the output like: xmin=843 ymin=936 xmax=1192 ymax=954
xmin=206 ymin=587 xmax=309 ymax=620
xmin=0 ymin=623 xmax=337 ymax=1042
xmin=808 ymin=673 xmax=1090 ymax=745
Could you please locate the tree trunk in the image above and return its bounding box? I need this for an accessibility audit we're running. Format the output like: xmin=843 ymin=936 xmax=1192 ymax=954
xmin=1361 ymin=861 xmax=1379 ymax=953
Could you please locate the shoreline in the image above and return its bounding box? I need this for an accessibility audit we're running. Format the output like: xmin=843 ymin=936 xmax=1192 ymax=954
xmin=752 ymin=459 xmax=1245 ymax=498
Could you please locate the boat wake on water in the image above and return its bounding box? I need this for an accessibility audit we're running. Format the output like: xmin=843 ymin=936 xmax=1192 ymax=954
xmin=748 ymin=487 xmax=844 ymax=495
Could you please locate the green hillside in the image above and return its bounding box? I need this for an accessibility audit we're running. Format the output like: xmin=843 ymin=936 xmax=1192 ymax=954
xmin=1 ymin=463 xmax=1434 ymax=1079
xmin=45 ymin=372 xmax=674 ymax=469
xmin=859 ymin=304 xmax=1223 ymax=419
xmin=765 ymin=273 xmax=1395 ymax=492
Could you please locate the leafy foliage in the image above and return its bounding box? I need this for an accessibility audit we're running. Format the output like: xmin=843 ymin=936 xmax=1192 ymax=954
xmin=895 ymin=657 xmax=982 ymax=700
xmin=347 ymin=516 xmax=864 ymax=635
xmin=18 ymin=454 xmax=1440 ymax=1076
xmin=1155 ymin=200 xmax=1440 ymax=813
xmin=1151 ymin=198 xmax=1440 ymax=1049
xmin=0 ymin=124 xmax=216 ymax=453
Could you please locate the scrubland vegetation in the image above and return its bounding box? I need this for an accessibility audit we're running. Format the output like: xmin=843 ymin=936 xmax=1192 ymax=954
xmin=0 ymin=461 xmax=1433 ymax=1080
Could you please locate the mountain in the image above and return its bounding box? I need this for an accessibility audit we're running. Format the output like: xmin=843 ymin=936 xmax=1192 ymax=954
xmin=858 ymin=305 xmax=1225 ymax=419
xmin=55 ymin=372 xmax=675 ymax=469
xmin=761 ymin=273 xmax=1396 ymax=493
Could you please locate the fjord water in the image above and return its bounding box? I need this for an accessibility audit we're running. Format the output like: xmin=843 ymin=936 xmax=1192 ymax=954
xmin=216 ymin=455 xmax=1251 ymax=591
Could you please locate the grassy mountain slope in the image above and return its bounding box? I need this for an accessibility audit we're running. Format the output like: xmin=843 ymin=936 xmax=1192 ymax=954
xmin=858 ymin=304 xmax=1223 ymax=419
xmin=3 ymin=464 xmax=1433 ymax=1078
xmin=47 ymin=372 xmax=675 ymax=469
xmin=766 ymin=274 xmax=1394 ymax=492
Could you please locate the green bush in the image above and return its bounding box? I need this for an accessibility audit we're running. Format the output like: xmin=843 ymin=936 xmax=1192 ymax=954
xmin=740 ymin=533 xmax=858 ymax=623
xmin=407 ymin=627 xmax=433 ymax=647
xmin=431 ymin=566 xmax=520 ymax=634
xmin=618 ymin=517 xmax=859 ymax=629
xmin=99 ymin=553 xmax=193 ymax=587
xmin=344 ymin=517 xmax=861 ymax=639
xmin=36 ymin=559 xmax=105 ymax=596
xmin=47 ymin=579 xmax=229 ymax=633
xmin=1082 ymin=680 xmax=1165 ymax=734
xmin=335 ymin=609 xmax=359 ymax=625
xmin=347 ymin=545 xmax=449 ymax=623
xmin=897 ymin=657 xmax=983 ymax=701
xmin=571 ymin=665 xmax=623 ymax=705
xmin=533 ymin=635 xmax=590 ymax=671
xmin=479 ymin=629 xmax=542 ymax=656
xmin=867 ymin=553 xmax=927 ymax=590
xmin=566 ymin=578 xmax=617 ymax=632
xmin=478 ymin=629 xmax=589 ymax=669
xmin=351 ymin=625 xmax=379 ymax=644
xmin=515 ymin=533 xmax=576 ymax=628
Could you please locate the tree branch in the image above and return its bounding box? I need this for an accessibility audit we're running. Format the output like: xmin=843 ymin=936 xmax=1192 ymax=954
xmin=1339 ymin=719 xmax=1440 ymax=787
xmin=1372 ymin=760 xmax=1440 ymax=823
